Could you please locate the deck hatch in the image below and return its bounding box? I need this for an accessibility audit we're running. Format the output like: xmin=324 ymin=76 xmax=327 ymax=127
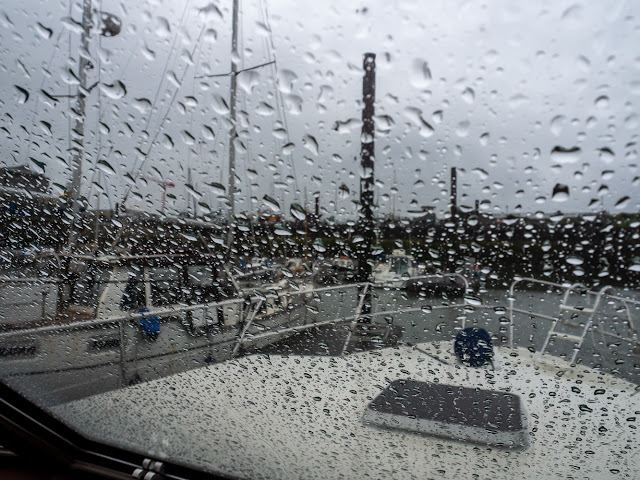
xmin=363 ymin=379 xmax=528 ymax=448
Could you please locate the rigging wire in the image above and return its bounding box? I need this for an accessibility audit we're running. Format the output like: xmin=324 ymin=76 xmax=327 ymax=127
xmin=22 ymin=28 xmax=66 ymax=166
xmin=257 ymin=0 xmax=300 ymax=205
xmin=186 ymin=28 xmax=204 ymax=219
xmin=195 ymin=60 xmax=275 ymax=78
xmin=126 ymin=0 xmax=193 ymax=184
xmin=112 ymin=37 xmax=141 ymax=82
xmin=121 ymin=24 xmax=206 ymax=206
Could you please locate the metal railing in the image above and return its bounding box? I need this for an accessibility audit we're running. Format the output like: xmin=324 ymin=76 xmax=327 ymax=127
xmin=3 ymin=274 xmax=638 ymax=356
xmin=0 ymin=274 xmax=467 ymax=340
xmin=508 ymin=277 xmax=640 ymax=357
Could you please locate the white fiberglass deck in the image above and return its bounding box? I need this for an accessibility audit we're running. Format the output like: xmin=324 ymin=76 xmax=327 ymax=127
xmin=54 ymin=342 xmax=639 ymax=479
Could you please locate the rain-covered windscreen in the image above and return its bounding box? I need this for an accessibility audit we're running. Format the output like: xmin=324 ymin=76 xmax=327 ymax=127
xmin=1 ymin=0 xmax=639 ymax=478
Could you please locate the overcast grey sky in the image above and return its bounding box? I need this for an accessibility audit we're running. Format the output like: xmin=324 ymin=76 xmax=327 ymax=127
xmin=1 ymin=0 xmax=639 ymax=220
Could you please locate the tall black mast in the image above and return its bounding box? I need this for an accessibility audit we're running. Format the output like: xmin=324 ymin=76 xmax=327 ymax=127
xmin=356 ymin=53 xmax=376 ymax=284
xmin=450 ymin=166 xmax=457 ymax=222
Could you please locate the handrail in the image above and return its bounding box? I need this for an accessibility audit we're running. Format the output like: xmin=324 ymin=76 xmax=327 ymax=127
xmin=372 ymin=273 xmax=470 ymax=293
xmin=0 ymin=275 xmax=470 ymax=341
xmin=0 ymin=296 xmax=247 ymax=339
xmin=0 ymin=283 xmax=353 ymax=339
xmin=3 ymin=273 xmax=639 ymax=388
xmin=240 ymin=302 xmax=483 ymax=345
xmin=0 ymin=277 xmax=60 ymax=284
xmin=508 ymin=277 xmax=640 ymax=352
xmin=3 ymin=274 xmax=638 ymax=356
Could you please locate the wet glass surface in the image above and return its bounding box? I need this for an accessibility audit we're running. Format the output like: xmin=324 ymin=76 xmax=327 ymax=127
xmin=1 ymin=0 xmax=639 ymax=478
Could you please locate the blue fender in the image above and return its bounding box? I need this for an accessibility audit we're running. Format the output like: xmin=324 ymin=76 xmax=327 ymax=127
xmin=138 ymin=309 xmax=160 ymax=338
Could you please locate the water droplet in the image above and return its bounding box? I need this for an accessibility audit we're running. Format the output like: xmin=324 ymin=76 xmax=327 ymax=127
xmin=155 ymin=17 xmax=171 ymax=37
xmin=472 ymin=168 xmax=488 ymax=180
xmin=61 ymin=17 xmax=83 ymax=34
xmin=255 ymin=21 xmax=271 ymax=37
xmin=238 ymin=70 xmax=260 ymax=94
xmin=142 ymin=44 xmax=156 ymax=60
xmin=595 ymin=95 xmax=609 ymax=108
xmin=207 ymin=182 xmax=225 ymax=195
xmin=302 ymin=134 xmax=319 ymax=155
xmin=14 ymin=85 xmax=29 ymax=103
xmin=409 ymin=59 xmax=431 ymax=89
xmin=576 ymin=55 xmax=590 ymax=71
xmin=561 ymin=4 xmax=583 ymax=23
xmin=181 ymin=130 xmax=195 ymax=145
xmin=551 ymin=146 xmax=581 ymax=164
xmin=421 ymin=305 xmax=432 ymax=314
xmin=601 ymin=170 xmax=614 ymax=180
xmin=313 ymin=239 xmax=326 ymax=252
xmin=403 ymin=107 xmax=434 ymax=137
xmin=277 ymin=69 xmax=298 ymax=94
xmin=332 ymin=118 xmax=360 ymax=134
xmin=464 ymin=295 xmax=481 ymax=306
xmin=99 ymin=80 xmax=127 ymax=99
xmin=624 ymin=113 xmax=639 ymax=129
xmin=96 ymin=160 xmax=116 ymax=175
xmin=263 ymin=195 xmax=280 ymax=212
xmin=550 ymin=115 xmax=566 ymax=136
xmin=134 ymin=98 xmax=152 ymax=114
xmin=284 ymin=94 xmax=303 ymax=115
xmin=508 ymin=94 xmax=529 ymax=108
xmin=198 ymin=3 xmax=223 ymax=20
xmin=274 ymin=225 xmax=292 ymax=236
xmin=256 ymin=102 xmax=275 ymax=116
xmin=282 ymin=143 xmax=295 ymax=155
xmin=28 ymin=158 xmax=46 ymax=175
xmin=598 ymin=147 xmax=614 ymax=164
xmin=39 ymin=121 xmax=52 ymax=136
xmin=614 ymin=196 xmax=629 ymax=209
xmin=566 ymin=256 xmax=583 ymax=266
xmin=479 ymin=133 xmax=489 ymax=146
xmin=36 ymin=22 xmax=53 ymax=39
xmin=461 ymin=87 xmax=475 ymax=104
xmin=162 ymin=134 xmax=174 ymax=149
xmin=290 ymin=203 xmax=306 ymax=220
xmin=185 ymin=184 xmax=202 ymax=200
xmin=552 ymin=183 xmax=569 ymax=202
xmin=338 ymin=184 xmax=350 ymax=199
xmin=456 ymin=121 xmax=470 ymax=137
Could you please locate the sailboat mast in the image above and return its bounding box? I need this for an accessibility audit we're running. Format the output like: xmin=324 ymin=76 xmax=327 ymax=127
xmin=356 ymin=52 xmax=376 ymax=283
xmin=226 ymin=0 xmax=240 ymax=248
xmin=66 ymin=0 xmax=92 ymax=250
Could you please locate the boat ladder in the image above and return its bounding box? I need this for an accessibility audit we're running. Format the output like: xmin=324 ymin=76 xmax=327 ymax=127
xmin=540 ymin=283 xmax=612 ymax=364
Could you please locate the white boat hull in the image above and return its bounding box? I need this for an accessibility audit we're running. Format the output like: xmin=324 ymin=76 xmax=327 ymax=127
xmin=53 ymin=343 xmax=639 ymax=479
